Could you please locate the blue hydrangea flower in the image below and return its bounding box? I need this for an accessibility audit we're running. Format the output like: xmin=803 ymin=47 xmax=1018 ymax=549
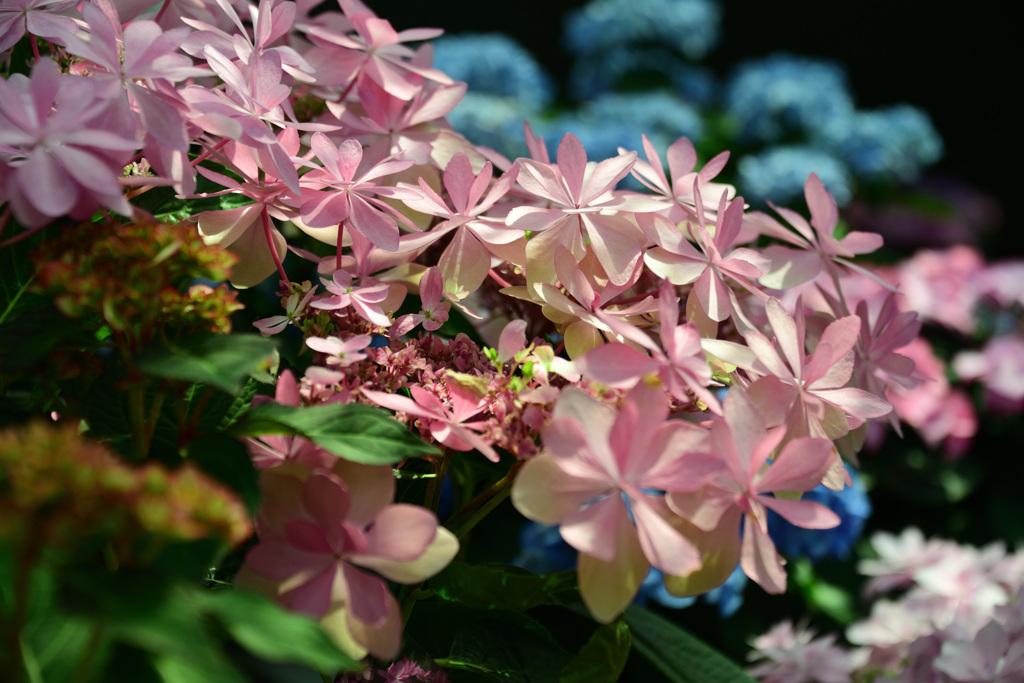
xmin=767 ymin=465 xmax=872 ymax=563
xmin=737 ymin=146 xmax=852 ymax=207
xmin=540 ymin=92 xmax=704 ymax=161
xmin=724 ymin=54 xmax=854 ymax=144
xmin=817 ymin=105 xmax=943 ymax=182
xmin=432 ymin=33 xmax=555 ymax=109
xmin=564 ymin=0 xmax=721 ymax=60
xmin=443 ymin=92 xmax=532 ymax=159
xmin=511 ymin=522 xmax=577 ymax=575
xmin=568 ymin=48 xmax=718 ymax=104
xmin=635 ymin=565 xmax=748 ymax=617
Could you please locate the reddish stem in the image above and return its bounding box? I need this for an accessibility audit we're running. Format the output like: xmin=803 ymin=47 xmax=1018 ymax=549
xmin=191 ymin=138 xmax=230 ymax=168
xmin=487 ymin=269 xmax=512 ymax=288
xmin=0 ymin=223 xmax=44 ymax=250
xmin=154 ymin=0 xmax=172 ymax=23
xmin=30 ymin=35 xmax=40 ymax=60
xmin=261 ymin=205 xmax=289 ymax=284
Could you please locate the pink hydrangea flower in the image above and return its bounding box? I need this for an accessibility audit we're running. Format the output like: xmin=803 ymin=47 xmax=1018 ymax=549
xmin=511 ymin=384 xmax=723 ymax=622
xmin=0 ymin=59 xmax=138 ymax=228
xmin=242 ymin=462 xmax=458 ymax=660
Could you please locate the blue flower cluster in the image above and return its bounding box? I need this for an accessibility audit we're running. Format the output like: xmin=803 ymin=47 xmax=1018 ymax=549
xmin=767 ymin=465 xmax=872 ymax=563
xmin=567 ymin=47 xmax=718 ymax=103
xmin=724 ymin=53 xmax=855 ymax=145
xmin=636 ymin=565 xmax=749 ymax=617
xmin=441 ymin=92 xmax=531 ymax=159
xmin=817 ymin=105 xmax=944 ymax=183
xmin=431 ymin=33 xmax=555 ymax=109
xmin=564 ymin=0 xmax=721 ymax=61
xmin=737 ymin=146 xmax=852 ymax=207
xmin=540 ymin=92 xmax=704 ymax=162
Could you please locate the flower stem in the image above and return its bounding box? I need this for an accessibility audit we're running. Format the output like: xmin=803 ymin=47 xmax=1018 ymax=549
xmin=262 ymin=206 xmax=289 ymax=285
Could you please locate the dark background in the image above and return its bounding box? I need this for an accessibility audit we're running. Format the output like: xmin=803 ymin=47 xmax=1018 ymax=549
xmin=381 ymin=0 xmax=1018 ymax=254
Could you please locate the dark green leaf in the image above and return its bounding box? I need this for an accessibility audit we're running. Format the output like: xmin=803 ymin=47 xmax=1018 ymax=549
xmin=136 ymin=333 xmax=277 ymax=395
xmin=445 ymin=613 xmax=572 ymax=683
xmin=202 ymin=589 xmax=359 ymax=673
xmin=560 ymin=617 xmax=631 ymax=683
xmin=188 ymin=433 xmax=260 ymax=514
xmin=430 ymin=563 xmax=578 ymax=612
xmin=624 ymin=606 xmax=755 ymax=683
xmin=231 ymin=401 xmax=436 ymax=464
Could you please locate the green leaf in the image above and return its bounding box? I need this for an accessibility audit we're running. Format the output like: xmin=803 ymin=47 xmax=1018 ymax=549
xmin=136 ymin=333 xmax=277 ymax=395
xmin=430 ymin=563 xmax=578 ymax=612
xmin=443 ymin=613 xmax=573 ymax=683
xmin=560 ymin=617 xmax=631 ymax=683
xmin=231 ymin=401 xmax=436 ymax=464
xmin=201 ymin=589 xmax=359 ymax=673
xmin=187 ymin=433 xmax=261 ymax=514
xmin=624 ymin=606 xmax=755 ymax=683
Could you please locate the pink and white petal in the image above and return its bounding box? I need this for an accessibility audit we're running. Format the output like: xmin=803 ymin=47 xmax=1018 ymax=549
xmin=756 ymin=437 xmax=836 ymax=493
xmin=245 ymin=537 xmax=330 ymax=582
xmin=349 ymin=195 xmax=399 ymax=252
xmin=359 ymin=504 xmax=436 ymax=562
xmin=839 ymin=230 xmax=884 ymax=255
xmin=344 ymin=589 xmax=403 ymax=661
xmin=439 ymin=228 xmax=491 ymax=295
xmin=560 ymin=494 xmax=628 ymax=562
xmin=631 ymin=495 xmax=702 ymax=577
xmin=583 ymin=213 xmax=643 ymax=286
xmin=281 ymin=563 xmax=341 ymax=617
xmin=577 ymin=515 xmax=649 ymax=624
xmin=579 ymin=152 xmax=637 ymax=207
xmin=332 ymin=461 xmax=396 ymax=527
xmin=804 ymin=173 xmax=839 ymax=235
xmin=19 ymin=148 xmax=77 ymax=217
xmin=666 ymin=487 xmax=736 ymax=532
xmin=359 ymin=388 xmax=442 ymax=422
xmin=198 ymin=203 xmax=264 ymax=246
xmin=301 ymin=471 xmax=352 ymax=538
xmin=758 ymin=246 xmax=822 ymax=290
xmin=226 ymin=219 xmax=287 ymax=288
xmin=662 ymin=510 xmax=742 ymax=597
xmin=740 ymin=516 xmax=787 ymax=594
xmin=573 ymin=343 xmax=656 ymax=387
xmin=815 ymin=387 xmax=892 ymax=420
xmin=341 ymin=564 xmax=391 ymax=628
xmin=510 ymin=454 xmax=612 ymax=526
xmin=760 ymin=495 xmax=840 ymax=530
xmin=352 ymin=526 xmax=458 ymax=584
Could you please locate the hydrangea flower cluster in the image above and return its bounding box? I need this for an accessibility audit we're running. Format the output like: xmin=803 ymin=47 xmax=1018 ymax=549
xmin=747 ymin=528 xmax=1024 ymax=682
xmin=0 ymin=0 xmax=993 ymax=676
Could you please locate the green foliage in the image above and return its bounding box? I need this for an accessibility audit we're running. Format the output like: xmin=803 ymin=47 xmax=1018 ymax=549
xmin=430 ymin=562 xmax=578 ymax=612
xmin=233 ymin=401 xmax=437 ymax=464
xmin=187 ymin=433 xmax=261 ymax=514
xmin=625 ymin=606 xmax=756 ymax=683
xmin=444 ymin=612 xmax=574 ymax=683
xmin=136 ymin=332 xmax=277 ymax=395
xmin=559 ymin=616 xmax=631 ymax=683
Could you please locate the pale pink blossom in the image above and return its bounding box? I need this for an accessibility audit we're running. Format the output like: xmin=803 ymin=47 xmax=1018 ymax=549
xmin=506 ymin=132 xmax=662 ymax=287
xmin=954 ymin=334 xmax=1024 ymax=402
xmin=512 ymin=384 xmax=723 ymax=622
xmin=754 ymin=173 xmax=887 ymax=290
xmin=574 ymin=279 xmax=722 ymax=413
xmin=668 ymin=389 xmax=840 ymax=594
xmin=361 ymin=381 xmax=499 ymax=462
xmin=243 ymin=462 xmax=458 ymax=660
xmin=306 ymin=334 xmax=372 ymax=367
xmin=0 ymin=0 xmax=79 ymax=53
xmin=747 ymin=621 xmax=856 ymax=683
xmin=897 ymin=245 xmax=985 ymax=335
xmin=0 ymin=59 xmax=137 ymax=227
xmin=391 ymin=267 xmax=450 ymax=338
xmin=245 ymin=370 xmax=335 ymax=470
xmin=311 ymin=269 xmax=393 ymax=328
xmin=643 ymin=189 xmax=771 ymax=322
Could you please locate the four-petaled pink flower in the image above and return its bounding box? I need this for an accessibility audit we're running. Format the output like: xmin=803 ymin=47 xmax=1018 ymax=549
xmin=311 ymin=269 xmax=393 ymax=328
xmin=575 ymin=279 xmax=722 ymax=414
xmin=298 ymin=133 xmax=419 ymax=252
xmin=361 ymin=380 xmax=500 ymax=462
xmin=391 ymin=267 xmax=450 ymax=339
xmin=306 ymin=334 xmax=372 ymax=367
xmin=511 ymin=384 xmax=723 ymax=622
xmin=668 ymin=389 xmax=841 ymax=594
xmin=242 ymin=462 xmax=458 ymax=660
